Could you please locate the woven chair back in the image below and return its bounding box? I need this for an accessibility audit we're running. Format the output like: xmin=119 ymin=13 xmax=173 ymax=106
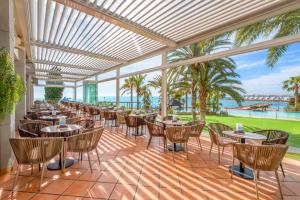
xmin=9 ymin=137 xmax=63 ymax=165
xmin=165 ymin=126 xmax=191 ymax=143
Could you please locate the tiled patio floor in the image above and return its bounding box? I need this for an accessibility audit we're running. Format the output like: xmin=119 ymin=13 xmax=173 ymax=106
xmin=1 ymin=126 xmax=300 ymax=200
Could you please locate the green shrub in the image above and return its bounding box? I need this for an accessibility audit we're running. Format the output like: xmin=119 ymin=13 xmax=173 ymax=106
xmin=0 ymin=48 xmax=26 ymax=120
xmin=45 ymin=87 xmax=63 ymax=104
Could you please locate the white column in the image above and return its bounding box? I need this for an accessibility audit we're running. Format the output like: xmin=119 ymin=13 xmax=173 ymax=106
xmin=0 ymin=0 xmax=15 ymax=172
xmin=116 ymin=68 xmax=120 ymax=108
xmin=15 ymin=48 xmax=26 ymax=127
xmin=161 ymin=51 xmax=168 ymax=117
xmin=74 ymin=85 xmax=77 ymax=101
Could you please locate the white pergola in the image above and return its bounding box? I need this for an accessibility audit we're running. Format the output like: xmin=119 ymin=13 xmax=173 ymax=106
xmin=15 ymin=0 xmax=300 ymax=116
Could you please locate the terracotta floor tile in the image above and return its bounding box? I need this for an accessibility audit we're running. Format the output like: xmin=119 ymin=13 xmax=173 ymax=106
xmin=57 ymin=196 xmax=83 ymax=200
xmin=98 ymin=171 xmax=121 ymax=183
xmin=63 ymin=180 xmax=94 ymax=196
xmin=1 ymin=129 xmax=300 ymax=200
xmin=78 ymin=170 xmax=102 ymax=181
xmin=86 ymin=182 xmax=115 ymax=199
xmin=159 ymin=175 xmax=181 ymax=188
xmin=118 ymin=172 xmax=139 ymax=185
xmin=31 ymin=194 xmax=59 ymax=200
xmin=41 ymin=179 xmax=74 ymax=195
xmin=138 ymin=174 xmax=159 ymax=187
xmin=109 ymin=184 xmax=136 ymax=200
xmin=159 ymin=187 xmax=183 ymax=200
xmin=135 ymin=186 xmax=159 ymax=200
xmin=4 ymin=191 xmax=35 ymax=200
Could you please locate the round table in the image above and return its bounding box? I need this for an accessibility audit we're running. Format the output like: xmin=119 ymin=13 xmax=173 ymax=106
xmin=40 ymin=115 xmax=66 ymax=125
xmin=222 ymin=131 xmax=267 ymax=179
xmin=41 ymin=124 xmax=82 ymax=170
xmin=159 ymin=120 xmax=188 ymax=152
xmin=39 ymin=110 xmax=60 ymax=115
xmin=129 ymin=113 xmax=155 ymax=136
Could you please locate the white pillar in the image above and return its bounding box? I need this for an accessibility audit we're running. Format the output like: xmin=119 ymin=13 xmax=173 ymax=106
xmin=74 ymin=85 xmax=77 ymax=101
xmin=161 ymin=52 xmax=168 ymax=117
xmin=116 ymin=68 xmax=120 ymax=108
xmin=15 ymin=48 xmax=26 ymax=127
xmin=0 ymin=0 xmax=15 ymax=173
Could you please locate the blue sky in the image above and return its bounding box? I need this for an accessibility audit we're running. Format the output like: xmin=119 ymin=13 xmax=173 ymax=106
xmin=34 ymin=42 xmax=300 ymax=100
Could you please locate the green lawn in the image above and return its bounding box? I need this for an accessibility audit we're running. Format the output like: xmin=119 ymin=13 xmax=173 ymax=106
xmin=178 ymin=114 xmax=300 ymax=148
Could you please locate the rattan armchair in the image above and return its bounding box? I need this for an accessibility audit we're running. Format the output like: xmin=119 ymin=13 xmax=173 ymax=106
xmin=145 ymin=120 xmax=166 ymax=150
xmin=208 ymin=123 xmax=237 ymax=164
xmin=66 ymin=117 xmax=81 ymax=124
xmin=20 ymin=119 xmax=52 ymax=126
xmin=74 ymin=119 xmax=95 ymax=132
xmin=165 ymin=126 xmax=192 ymax=161
xmin=66 ymin=127 xmax=104 ymax=173
xmin=18 ymin=121 xmax=52 ymax=137
xmin=116 ymin=112 xmax=127 ymax=133
xmin=254 ymin=130 xmax=289 ymax=177
xmin=9 ymin=137 xmax=64 ymax=190
xmin=232 ymin=144 xmax=288 ymax=199
xmin=125 ymin=115 xmax=142 ymax=138
xmin=185 ymin=120 xmax=205 ymax=150
xmin=104 ymin=111 xmax=117 ymax=128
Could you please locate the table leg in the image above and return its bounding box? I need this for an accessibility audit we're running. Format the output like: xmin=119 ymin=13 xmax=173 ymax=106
xmin=229 ymin=137 xmax=254 ymax=179
xmin=47 ymin=153 xmax=74 ymax=170
xmin=167 ymin=143 xmax=183 ymax=152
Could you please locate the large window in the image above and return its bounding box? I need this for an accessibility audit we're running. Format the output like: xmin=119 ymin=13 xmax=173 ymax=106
xmin=97 ymin=70 xmax=116 ymax=81
xmin=33 ymin=86 xmax=45 ymax=101
xmin=76 ymin=86 xmax=83 ymax=102
xmin=98 ymin=80 xmax=116 ymax=102
xmin=63 ymin=88 xmax=75 ymax=100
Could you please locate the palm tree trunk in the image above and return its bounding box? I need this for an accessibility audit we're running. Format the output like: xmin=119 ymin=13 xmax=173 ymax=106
xmin=191 ymin=89 xmax=196 ymax=121
xmin=185 ymin=92 xmax=188 ymax=112
xmin=130 ymin=87 xmax=133 ymax=110
xmin=199 ymin=90 xmax=207 ymax=121
xmin=295 ymin=85 xmax=299 ymax=109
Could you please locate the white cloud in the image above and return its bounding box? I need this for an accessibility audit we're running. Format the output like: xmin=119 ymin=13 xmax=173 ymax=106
xmin=237 ymin=59 xmax=265 ymax=70
xmin=242 ymin=65 xmax=300 ymax=95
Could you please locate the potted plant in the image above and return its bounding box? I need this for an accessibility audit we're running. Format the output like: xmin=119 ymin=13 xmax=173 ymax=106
xmin=0 ymin=48 xmax=26 ymax=121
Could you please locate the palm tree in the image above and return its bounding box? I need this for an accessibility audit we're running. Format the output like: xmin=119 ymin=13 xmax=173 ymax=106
xmin=132 ymin=74 xmax=147 ymax=109
xmin=121 ymin=76 xmax=135 ymax=109
xmin=140 ymin=85 xmax=152 ymax=110
xmin=235 ymin=9 xmax=300 ymax=67
xmin=168 ymin=35 xmax=244 ymax=120
xmin=282 ymin=76 xmax=300 ymax=109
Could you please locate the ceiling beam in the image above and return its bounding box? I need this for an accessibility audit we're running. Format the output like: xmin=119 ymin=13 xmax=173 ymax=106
xmin=32 ymin=59 xmax=101 ymax=71
xmin=35 ymin=74 xmax=79 ymax=80
xmin=53 ymin=0 xmax=177 ymax=47
xmin=35 ymin=69 xmax=90 ymax=76
xmin=97 ymin=34 xmax=300 ymax=82
xmin=31 ymin=40 xmax=127 ymax=63
xmin=83 ymin=0 xmax=300 ymax=80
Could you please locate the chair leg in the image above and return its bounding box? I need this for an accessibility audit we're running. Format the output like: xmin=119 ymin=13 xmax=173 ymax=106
xmin=87 ymin=152 xmax=93 ymax=173
xmin=147 ymin=136 xmax=152 ymax=149
xmin=231 ymin=157 xmax=234 ymax=179
xmin=96 ymin=149 xmax=101 ymax=166
xmin=275 ymin=170 xmax=284 ymax=200
xmin=12 ymin=165 xmax=20 ymax=191
xmin=253 ymin=169 xmax=259 ymax=199
xmin=185 ymin=143 xmax=189 ymax=160
xmin=40 ymin=163 xmax=46 ymax=191
xmin=209 ymin=142 xmax=213 ymax=155
xmin=222 ymin=146 xmax=225 ymax=155
xmin=31 ymin=164 xmax=33 ymax=175
xmin=217 ymin=145 xmax=220 ymax=164
xmin=163 ymin=137 xmax=166 ymax=152
xmin=197 ymin=137 xmax=202 ymax=150
xmin=280 ymin=163 xmax=285 ymax=177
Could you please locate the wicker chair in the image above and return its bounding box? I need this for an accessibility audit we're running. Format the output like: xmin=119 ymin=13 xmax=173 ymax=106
xmin=185 ymin=120 xmax=205 ymax=150
xmin=116 ymin=112 xmax=127 ymax=133
xmin=66 ymin=127 xmax=104 ymax=173
xmin=232 ymin=144 xmax=288 ymax=199
xmin=165 ymin=126 xmax=192 ymax=161
xmin=74 ymin=119 xmax=95 ymax=132
xmin=145 ymin=120 xmax=166 ymax=150
xmin=66 ymin=117 xmax=81 ymax=124
xmin=144 ymin=114 xmax=157 ymax=122
xmin=18 ymin=121 xmax=52 ymax=137
xmin=9 ymin=137 xmax=64 ymax=190
xmin=24 ymin=113 xmax=40 ymax=120
xmin=104 ymin=111 xmax=117 ymax=128
xmin=20 ymin=119 xmax=52 ymax=126
xmin=207 ymin=123 xmax=237 ymax=164
xmin=125 ymin=115 xmax=142 ymax=138
xmin=254 ymin=130 xmax=289 ymax=177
